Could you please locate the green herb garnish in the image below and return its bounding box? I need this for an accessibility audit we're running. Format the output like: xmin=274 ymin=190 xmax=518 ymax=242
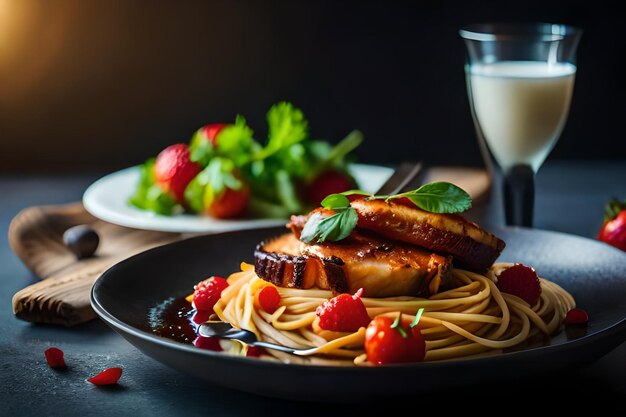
xmin=184 ymin=157 xmax=243 ymax=213
xmin=409 ymin=308 xmax=425 ymax=328
xmin=380 ymin=182 xmax=472 ymax=214
xmin=300 ymin=181 xmax=472 ymax=244
xmin=300 ymin=194 xmax=358 ymax=243
xmin=129 ymin=158 xmax=179 ymax=215
xmin=390 ymin=312 xmax=408 ymax=338
xmin=604 ymin=198 xmax=626 ymax=222
xmin=253 ymin=102 xmax=308 ymax=161
xmin=131 ymin=101 xmax=364 ymax=218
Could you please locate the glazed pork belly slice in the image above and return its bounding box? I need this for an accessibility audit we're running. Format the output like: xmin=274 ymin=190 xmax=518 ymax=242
xmin=349 ymin=199 xmax=505 ymax=272
xmin=254 ymin=231 xmax=451 ymax=298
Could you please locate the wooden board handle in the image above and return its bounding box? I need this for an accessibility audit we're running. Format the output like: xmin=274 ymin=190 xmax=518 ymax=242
xmin=10 ymin=202 xmax=179 ymax=326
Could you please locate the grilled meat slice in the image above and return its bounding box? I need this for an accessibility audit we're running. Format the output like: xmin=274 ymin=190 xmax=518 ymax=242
xmin=350 ymin=199 xmax=505 ymax=271
xmin=254 ymin=232 xmax=451 ymax=297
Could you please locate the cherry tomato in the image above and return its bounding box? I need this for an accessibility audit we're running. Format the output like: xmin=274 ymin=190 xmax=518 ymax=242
xmin=255 ymin=286 xmax=281 ymax=314
xmin=205 ymin=182 xmax=250 ymax=219
xmin=201 ymin=123 xmax=227 ymax=146
xmin=365 ymin=316 xmax=426 ymax=365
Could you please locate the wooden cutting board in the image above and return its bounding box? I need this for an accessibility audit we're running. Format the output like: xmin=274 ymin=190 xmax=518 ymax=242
xmin=9 ymin=166 xmax=489 ymax=327
xmin=9 ymin=203 xmax=181 ymax=326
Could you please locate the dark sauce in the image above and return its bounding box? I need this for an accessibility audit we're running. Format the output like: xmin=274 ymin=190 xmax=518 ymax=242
xmin=147 ymin=296 xmax=207 ymax=344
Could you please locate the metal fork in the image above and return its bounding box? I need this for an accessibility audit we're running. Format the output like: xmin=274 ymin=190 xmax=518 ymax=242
xmin=375 ymin=161 xmax=424 ymax=195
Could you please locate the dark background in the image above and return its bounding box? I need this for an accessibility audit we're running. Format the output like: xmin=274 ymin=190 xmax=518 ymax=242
xmin=1 ymin=0 xmax=625 ymax=173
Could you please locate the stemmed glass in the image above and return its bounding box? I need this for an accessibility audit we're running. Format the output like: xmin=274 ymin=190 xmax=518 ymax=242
xmin=460 ymin=23 xmax=582 ymax=227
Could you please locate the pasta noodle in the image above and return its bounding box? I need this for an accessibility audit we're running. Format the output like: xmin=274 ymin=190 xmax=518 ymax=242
xmin=211 ymin=262 xmax=575 ymax=365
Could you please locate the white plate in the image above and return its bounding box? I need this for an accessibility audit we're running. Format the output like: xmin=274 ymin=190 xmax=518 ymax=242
xmin=83 ymin=164 xmax=394 ymax=233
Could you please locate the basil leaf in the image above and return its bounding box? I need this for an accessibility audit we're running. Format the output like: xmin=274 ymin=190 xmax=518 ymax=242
xmin=340 ymin=189 xmax=371 ymax=197
xmin=321 ymin=194 xmax=350 ymax=210
xmin=300 ymin=208 xmax=358 ymax=243
xmin=300 ymin=212 xmax=326 ymax=243
xmin=320 ymin=208 xmax=358 ymax=242
xmin=395 ymin=181 xmax=471 ymax=214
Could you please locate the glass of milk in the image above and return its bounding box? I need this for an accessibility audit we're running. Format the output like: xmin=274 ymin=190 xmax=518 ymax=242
xmin=460 ymin=23 xmax=582 ymax=227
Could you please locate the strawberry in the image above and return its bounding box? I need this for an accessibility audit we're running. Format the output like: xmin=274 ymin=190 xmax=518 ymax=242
xmin=193 ymin=276 xmax=229 ymax=314
xmin=597 ymin=199 xmax=626 ymax=252
xmin=307 ymin=170 xmax=356 ymax=206
xmin=316 ymin=288 xmax=371 ymax=332
xmin=154 ymin=144 xmax=202 ymax=204
xmin=496 ymin=264 xmax=542 ymax=306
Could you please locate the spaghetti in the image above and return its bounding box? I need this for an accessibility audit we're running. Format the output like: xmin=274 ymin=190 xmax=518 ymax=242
xmin=210 ymin=262 xmax=575 ymax=365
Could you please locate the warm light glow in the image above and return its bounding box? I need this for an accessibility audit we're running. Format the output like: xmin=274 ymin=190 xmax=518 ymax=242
xmin=0 ymin=0 xmax=69 ymax=104
xmin=0 ymin=0 xmax=37 ymax=57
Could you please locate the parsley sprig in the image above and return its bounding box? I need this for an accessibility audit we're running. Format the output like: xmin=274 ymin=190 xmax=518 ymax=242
xmin=300 ymin=181 xmax=471 ymax=244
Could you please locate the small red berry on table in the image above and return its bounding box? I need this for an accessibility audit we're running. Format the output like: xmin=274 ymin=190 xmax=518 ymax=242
xmin=87 ymin=367 xmax=123 ymax=385
xmin=44 ymin=347 xmax=67 ymax=369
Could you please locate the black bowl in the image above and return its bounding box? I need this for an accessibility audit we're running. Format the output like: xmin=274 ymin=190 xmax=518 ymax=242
xmin=91 ymin=226 xmax=626 ymax=402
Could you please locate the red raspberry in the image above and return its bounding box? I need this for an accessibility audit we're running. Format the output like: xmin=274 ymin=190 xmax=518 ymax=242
xmin=154 ymin=143 xmax=202 ymax=204
xmin=193 ymin=276 xmax=228 ymax=314
xmin=564 ymin=308 xmax=589 ymax=325
xmin=316 ymin=288 xmax=371 ymax=332
xmin=307 ymin=170 xmax=356 ymax=206
xmin=193 ymin=336 xmax=223 ymax=351
xmin=496 ymin=264 xmax=542 ymax=306
xmin=246 ymin=346 xmax=265 ymax=357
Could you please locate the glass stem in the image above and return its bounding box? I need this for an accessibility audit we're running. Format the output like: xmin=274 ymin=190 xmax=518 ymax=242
xmin=503 ymin=164 xmax=534 ymax=227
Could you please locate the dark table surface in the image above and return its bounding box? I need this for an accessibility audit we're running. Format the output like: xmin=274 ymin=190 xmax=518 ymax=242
xmin=2 ymin=160 xmax=626 ymax=415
